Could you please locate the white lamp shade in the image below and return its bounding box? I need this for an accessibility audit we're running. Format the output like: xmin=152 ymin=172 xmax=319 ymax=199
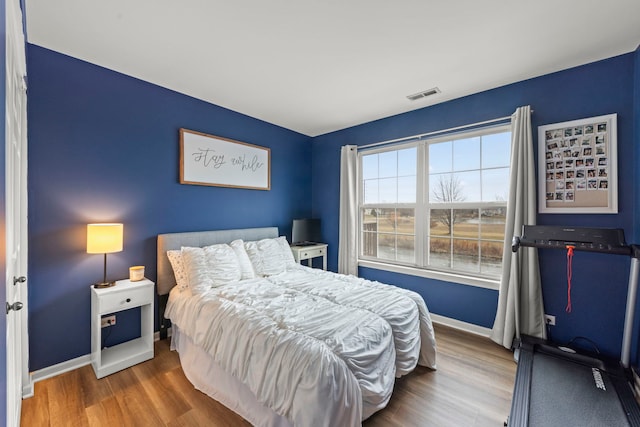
xmin=87 ymin=223 xmax=123 ymax=254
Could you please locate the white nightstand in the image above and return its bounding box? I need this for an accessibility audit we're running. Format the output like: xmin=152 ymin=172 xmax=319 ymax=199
xmin=290 ymin=243 xmax=328 ymax=270
xmin=91 ymin=278 xmax=154 ymax=379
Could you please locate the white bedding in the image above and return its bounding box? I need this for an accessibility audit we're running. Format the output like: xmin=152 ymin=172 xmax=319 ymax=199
xmin=165 ymin=265 xmax=436 ymax=426
xmin=266 ymin=265 xmax=437 ymax=373
xmin=171 ymin=325 xmax=292 ymax=427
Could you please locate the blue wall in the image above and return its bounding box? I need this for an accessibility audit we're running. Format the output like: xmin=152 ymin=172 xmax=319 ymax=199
xmin=26 ymin=45 xmax=313 ymax=371
xmin=312 ymin=53 xmax=637 ymax=358
xmin=0 ymin=0 xmax=7 ymax=421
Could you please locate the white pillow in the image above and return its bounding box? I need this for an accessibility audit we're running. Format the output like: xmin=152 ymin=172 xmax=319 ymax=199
xmin=181 ymin=244 xmax=241 ymax=294
xmin=244 ymin=236 xmax=295 ymax=276
xmin=230 ymin=239 xmax=256 ymax=280
xmin=167 ymin=250 xmax=188 ymax=290
xmin=275 ymin=236 xmax=296 ymax=266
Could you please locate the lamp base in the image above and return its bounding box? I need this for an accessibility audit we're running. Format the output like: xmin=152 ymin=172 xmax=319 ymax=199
xmin=93 ymin=281 xmax=116 ymax=289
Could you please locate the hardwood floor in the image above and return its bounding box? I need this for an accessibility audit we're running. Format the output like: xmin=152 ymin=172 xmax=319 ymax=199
xmin=21 ymin=324 xmax=516 ymax=426
xmin=365 ymin=325 xmax=516 ymax=426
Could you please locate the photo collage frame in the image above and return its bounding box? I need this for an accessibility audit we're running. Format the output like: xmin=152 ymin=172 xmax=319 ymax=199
xmin=538 ymin=114 xmax=617 ymax=213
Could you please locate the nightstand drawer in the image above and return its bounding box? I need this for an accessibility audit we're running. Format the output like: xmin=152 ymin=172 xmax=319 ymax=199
xmin=290 ymin=243 xmax=327 ymax=270
xmin=299 ymin=246 xmax=326 ymax=258
xmin=99 ymin=286 xmax=152 ymax=314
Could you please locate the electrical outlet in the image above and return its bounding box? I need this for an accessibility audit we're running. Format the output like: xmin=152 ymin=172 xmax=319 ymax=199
xmin=545 ymin=314 xmax=556 ymax=326
xmin=101 ymin=315 xmax=116 ymax=328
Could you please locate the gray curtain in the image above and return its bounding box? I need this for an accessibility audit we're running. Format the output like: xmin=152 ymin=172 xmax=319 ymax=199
xmin=491 ymin=105 xmax=547 ymax=349
xmin=338 ymin=145 xmax=358 ymax=275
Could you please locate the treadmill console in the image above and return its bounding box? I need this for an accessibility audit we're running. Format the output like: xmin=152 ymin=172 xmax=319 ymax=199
xmin=513 ymin=225 xmax=630 ymax=255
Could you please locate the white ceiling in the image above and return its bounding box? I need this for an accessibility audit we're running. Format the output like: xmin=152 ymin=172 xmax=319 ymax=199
xmin=25 ymin=0 xmax=640 ymax=137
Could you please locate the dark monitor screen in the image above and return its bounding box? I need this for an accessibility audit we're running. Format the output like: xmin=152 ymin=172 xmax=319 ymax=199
xmin=292 ymin=218 xmax=321 ymax=245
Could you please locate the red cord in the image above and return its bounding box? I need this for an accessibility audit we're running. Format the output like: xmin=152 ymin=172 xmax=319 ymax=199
xmin=566 ymin=245 xmax=574 ymax=313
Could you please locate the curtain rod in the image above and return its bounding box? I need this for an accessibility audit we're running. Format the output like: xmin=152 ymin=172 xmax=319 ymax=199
xmin=358 ymin=111 xmax=532 ymax=151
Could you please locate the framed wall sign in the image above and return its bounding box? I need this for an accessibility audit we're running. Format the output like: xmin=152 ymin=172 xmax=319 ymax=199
xmin=538 ymin=114 xmax=617 ymax=213
xmin=180 ymin=128 xmax=271 ymax=190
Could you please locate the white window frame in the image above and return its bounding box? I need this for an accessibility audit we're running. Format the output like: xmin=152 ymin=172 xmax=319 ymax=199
xmin=357 ymin=124 xmax=511 ymax=290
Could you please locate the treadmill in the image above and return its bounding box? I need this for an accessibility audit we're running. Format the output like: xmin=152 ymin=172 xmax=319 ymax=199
xmin=508 ymin=225 xmax=640 ymax=427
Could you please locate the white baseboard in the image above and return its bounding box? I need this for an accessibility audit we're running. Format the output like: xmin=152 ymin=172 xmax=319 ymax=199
xmin=23 ymin=328 xmax=172 ymax=398
xmin=430 ymin=313 xmax=492 ymax=338
xmin=22 ymin=382 xmax=33 ymax=398
xmin=23 ymin=353 xmax=91 ymax=398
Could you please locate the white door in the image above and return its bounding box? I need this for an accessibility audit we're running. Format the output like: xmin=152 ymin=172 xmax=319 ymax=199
xmin=5 ymin=0 xmax=28 ymax=425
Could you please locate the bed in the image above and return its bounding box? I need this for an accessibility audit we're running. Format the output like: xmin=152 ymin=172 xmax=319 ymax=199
xmin=157 ymin=227 xmax=437 ymax=426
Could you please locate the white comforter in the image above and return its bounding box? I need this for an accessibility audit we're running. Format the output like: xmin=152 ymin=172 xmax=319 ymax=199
xmin=166 ymin=265 xmax=437 ymax=426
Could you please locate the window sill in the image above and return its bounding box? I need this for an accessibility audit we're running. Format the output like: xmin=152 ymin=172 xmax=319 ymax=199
xmin=357 ymin=259 xmax=500 ymax=290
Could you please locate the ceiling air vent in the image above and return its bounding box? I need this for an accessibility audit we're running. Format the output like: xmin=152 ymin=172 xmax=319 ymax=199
xmin=406 ymin=87 xmax=441 ymax=101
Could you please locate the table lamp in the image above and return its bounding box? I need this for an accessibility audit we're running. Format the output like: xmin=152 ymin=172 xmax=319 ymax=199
xmin=87 ymin=223 xmax=123 ymax=288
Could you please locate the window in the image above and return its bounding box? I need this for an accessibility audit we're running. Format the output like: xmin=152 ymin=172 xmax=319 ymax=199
xmin=362 ymin=147 xmax=417 ymax=264
xmin=359 ymin=125 xmax=511 ymax=284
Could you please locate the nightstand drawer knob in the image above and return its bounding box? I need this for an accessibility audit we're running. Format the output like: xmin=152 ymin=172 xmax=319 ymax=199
xmin=126 ymin=298 xmax=131 ymax=303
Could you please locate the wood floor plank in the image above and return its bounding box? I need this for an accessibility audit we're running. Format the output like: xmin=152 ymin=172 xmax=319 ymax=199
xmin=111 ymin=371 xmax=165 ymax=427
xmin=131 ymin=362 xmax=191 ymax=423
xmin=45 ymin=369 xmax=89 ymax=427
xmin=21 ymin=324 xmax=516 ymax=426
xmin=76 ymin=365 xmax=113 ymax=408
xmin=85 ymin=396 xmax=125 ymax=427
xmin=163 ymin=367 xmax=251 ymax=426
xmin=20 ymin=380 xmax=50 ymax=427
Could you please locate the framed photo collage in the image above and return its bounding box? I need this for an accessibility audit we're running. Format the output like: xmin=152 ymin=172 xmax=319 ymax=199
xmin=538 ymin=114 xmax=617 ymax=214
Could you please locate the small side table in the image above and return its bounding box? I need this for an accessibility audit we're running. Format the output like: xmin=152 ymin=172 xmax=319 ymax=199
xmin=290 ymin=243 xmax=328 ymax=270
xmin=91 ymin=278 xmax=154 ymax=379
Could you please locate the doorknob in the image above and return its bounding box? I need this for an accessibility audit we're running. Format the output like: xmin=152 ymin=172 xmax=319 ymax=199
xmin=6 ymin=301 xmax=23 ymax=314
xmin=13 ymin=276 xmax=26 ymax=286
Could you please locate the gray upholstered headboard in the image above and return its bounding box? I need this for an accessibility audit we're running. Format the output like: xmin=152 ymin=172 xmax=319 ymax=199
xmin=156 ymin=227 xmax=279 ymax=296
